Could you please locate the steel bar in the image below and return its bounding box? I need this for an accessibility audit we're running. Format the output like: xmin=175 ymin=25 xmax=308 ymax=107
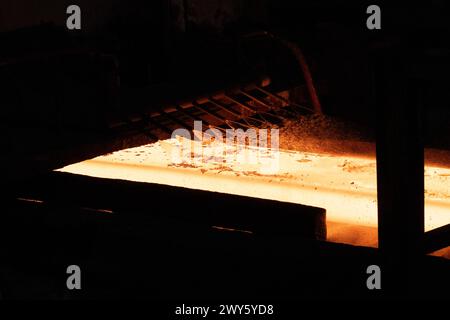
xmin=192 ymin=103 xmax=226 ymax=123
xmin=157 ymin=109 xmax=194 ymax=130
xmin=146 ymin=116 xmax=173 ymax=135
xmin=423 ymin=223 xmax=450 ymax=254
xmin=255 ymin=85 xmax=288 ymax=104
xmin=208 ymin=98 xmax=243 ymax=118
xmin=223 ymin=94 xmax=258 ymax=113
xmin=255 ymin=85 xmax=314 ymax=113
xmin=238 ymin=90 xmax=273 ymax=110
xmin=174 ymin=105 xmax=210 ymax=128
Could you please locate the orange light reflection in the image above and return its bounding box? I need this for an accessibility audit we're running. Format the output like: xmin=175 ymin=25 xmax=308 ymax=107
xmin=58 ymin=138 xmax=450 ymax=256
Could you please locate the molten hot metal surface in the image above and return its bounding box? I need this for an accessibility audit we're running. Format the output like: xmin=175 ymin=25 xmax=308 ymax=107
xmin=59 ymin=139 xmax=450 ymax=255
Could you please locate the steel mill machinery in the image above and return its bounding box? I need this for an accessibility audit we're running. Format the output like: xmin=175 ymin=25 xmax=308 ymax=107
xmin=0 ymin=0 xmax=449 ymax=300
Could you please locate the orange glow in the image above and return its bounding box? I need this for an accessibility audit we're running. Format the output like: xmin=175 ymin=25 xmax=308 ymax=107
xmin=58 ymin=138 xmax=450 ymax=255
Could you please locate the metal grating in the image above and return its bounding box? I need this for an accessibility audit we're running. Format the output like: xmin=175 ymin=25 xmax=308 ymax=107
xmin=114 ymin=83 xmax=315 ymax=142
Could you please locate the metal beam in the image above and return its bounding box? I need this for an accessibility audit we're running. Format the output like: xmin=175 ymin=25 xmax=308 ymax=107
xmin=424 ymin=223 xmax=450 ymax=254
xmin=375 ymin=51 xmax=425 ymax=293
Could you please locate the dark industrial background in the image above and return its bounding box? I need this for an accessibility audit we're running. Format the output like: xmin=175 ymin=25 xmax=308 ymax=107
xmin=0 ymin=0 xmax=449 ymax=300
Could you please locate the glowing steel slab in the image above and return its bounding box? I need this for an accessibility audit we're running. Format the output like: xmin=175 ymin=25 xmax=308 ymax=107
xmin=59 ymin=139 xmax=450 ymax=252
